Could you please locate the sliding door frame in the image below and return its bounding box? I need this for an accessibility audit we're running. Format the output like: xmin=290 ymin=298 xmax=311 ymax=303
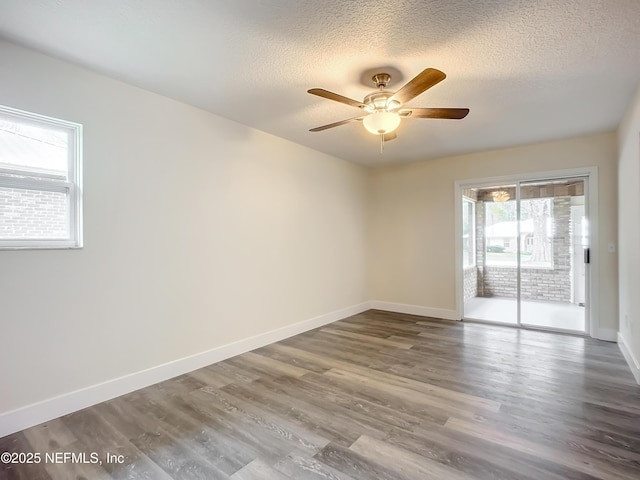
xmin=454 ymin=167 xmax=599 ymax=338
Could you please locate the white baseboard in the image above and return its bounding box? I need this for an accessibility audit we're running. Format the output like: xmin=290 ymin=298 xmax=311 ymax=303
xmin=593 ymin=328 xmax=618 ymax=342
xmin=369 ymin=301 xmax=459 ymax=321
xmin=0 ymin=302 xmax=370 ymax=438
xmin=618 ymin=332 xmax=640 ymax=385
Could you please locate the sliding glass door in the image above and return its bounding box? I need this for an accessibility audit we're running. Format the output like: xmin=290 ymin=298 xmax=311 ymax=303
xmin=462 ymin=176 xmax=588 ymax=333
xmin=519 ymin=178 xmax=587 ymax=332
xmin=462 ymin=184 xmax=518 ymax=325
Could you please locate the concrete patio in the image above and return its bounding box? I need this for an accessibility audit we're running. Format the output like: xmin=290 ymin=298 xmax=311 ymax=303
xmin=464 ymin=296 xmax=586 ymax=332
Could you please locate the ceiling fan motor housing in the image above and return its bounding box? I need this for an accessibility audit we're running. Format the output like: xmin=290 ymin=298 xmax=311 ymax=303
xmin=363 ymin=74 xmax=401 ymax=133
xmin=363 ymin=91 xmax=395 ymax=112
xmin=364 ymin=73 xmax=400 ymax=112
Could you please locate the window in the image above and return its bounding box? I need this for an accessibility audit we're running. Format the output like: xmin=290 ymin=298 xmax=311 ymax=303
xmin=0 ymin=105 xmax=82 ymax=249
xmin=462 ymin=197 xmax=476 ymax=267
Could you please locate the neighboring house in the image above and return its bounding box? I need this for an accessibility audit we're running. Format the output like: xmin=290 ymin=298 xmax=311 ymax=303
xmin=0 ymin=122 xmax=69 ymax=239
xmin=485 ymin=218 xmax=550 ymax=254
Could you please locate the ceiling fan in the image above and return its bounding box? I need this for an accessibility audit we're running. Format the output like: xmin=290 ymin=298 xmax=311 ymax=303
xmin=307 ymin=68 xmax=469 ymax=144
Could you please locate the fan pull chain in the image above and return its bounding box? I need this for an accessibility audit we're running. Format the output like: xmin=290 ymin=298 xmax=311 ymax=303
xmin=380 ymin=133 xmax=384 ymax=154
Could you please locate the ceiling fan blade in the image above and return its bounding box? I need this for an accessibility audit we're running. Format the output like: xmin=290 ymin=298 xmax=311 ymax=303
xmin=309 ymin=116 xmax=365 ymax=132
xmin=308 ymin=88 xmax=366 ymax=108
xmin=383 ymin=132 xmax=397 ymax=142
xmin=403 ymin=108 xmax=469 ymax=119
xmin=389 ymin=68 xmax=446 ymax=106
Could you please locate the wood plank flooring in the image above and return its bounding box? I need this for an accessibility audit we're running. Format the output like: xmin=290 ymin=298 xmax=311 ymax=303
xmin=2 ymin=310 xmax=639 ymax=479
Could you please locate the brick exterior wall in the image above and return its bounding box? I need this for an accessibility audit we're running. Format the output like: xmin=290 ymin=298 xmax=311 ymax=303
xmin=463 ymin=267 xmax=477 ymax=301
xmin=0 ymin=187 xmax=67 ymax=239
xmin=481 ymin=266 xmax=518 ymax=297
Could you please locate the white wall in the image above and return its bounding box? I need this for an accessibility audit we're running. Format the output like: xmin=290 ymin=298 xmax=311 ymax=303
xmin=617 ymin=82 xmax=640 ymax=382
xmin=0 ymin=41 xmax=369 ymax=429
xmin=369 ymin=133 xmax=619 ymax=337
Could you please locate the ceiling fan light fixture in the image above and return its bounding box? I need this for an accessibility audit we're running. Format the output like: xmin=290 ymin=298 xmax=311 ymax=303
xmin=363 ymin=111 xmax=401 ymax=135
xmin=492 ymin=190 xmax=510 ymax=202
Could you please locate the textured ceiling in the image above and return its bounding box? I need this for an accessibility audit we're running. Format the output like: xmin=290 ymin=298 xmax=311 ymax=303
xmin=1 ymin=0 xmax=639 ymax=166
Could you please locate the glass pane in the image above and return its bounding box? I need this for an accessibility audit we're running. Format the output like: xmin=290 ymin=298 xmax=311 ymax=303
xmin=520 ymin=198 xmax=553 ymax=268
xmin=463 ymin=185 xmax=518 ymax=324
xmin=0 ymin=186 xmax=69 ymax=240
xmin=0 ymin=114 xmax=69 ymax=176
xmin=485 ymin=198 xmax=517 ymax=266
xmin=520 ymin=179 xmax=586 ymax=332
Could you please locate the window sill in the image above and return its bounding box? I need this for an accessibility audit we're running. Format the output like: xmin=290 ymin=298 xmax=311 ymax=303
xmin=0 ymin=241 xmax=83 ymax=250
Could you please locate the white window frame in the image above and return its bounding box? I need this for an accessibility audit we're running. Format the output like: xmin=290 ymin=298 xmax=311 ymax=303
xmin=0 ymin=105 xmax=83 ymax=249
xmin=462 ymin=197 xmax=476 ymax=268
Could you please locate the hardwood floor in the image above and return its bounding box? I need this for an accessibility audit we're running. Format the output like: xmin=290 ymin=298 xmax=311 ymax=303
xmin=2 ymin=310 xmax=639 ymax=479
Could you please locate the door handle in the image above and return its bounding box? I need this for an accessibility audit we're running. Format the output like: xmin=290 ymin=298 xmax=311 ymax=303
xmin=584 ymin=248 xmax=590 ymax=264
